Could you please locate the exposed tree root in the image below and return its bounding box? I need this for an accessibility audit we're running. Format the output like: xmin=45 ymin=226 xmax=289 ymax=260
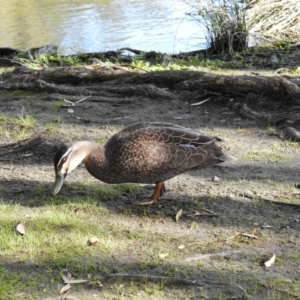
xmin=1 ymin=66 xmax=300 ymax=143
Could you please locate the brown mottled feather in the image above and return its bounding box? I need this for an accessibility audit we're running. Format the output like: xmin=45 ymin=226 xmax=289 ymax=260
xmin=82 ymin=122 xmax=230 ymax=184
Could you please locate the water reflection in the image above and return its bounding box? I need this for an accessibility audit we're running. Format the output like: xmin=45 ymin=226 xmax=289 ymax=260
xmin=0 ymin=0 xmax=206 ymax=55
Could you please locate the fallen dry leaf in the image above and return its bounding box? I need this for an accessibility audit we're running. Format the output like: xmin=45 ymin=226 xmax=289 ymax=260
xmin=63 ymin=275 xmax=88 ymax=284
xmin=87 ymin=237 xmax=99 ymax=246
xmin=158 ymin=253 xmax=169 ymax=259
xmin=175 ymin=209 xmax=183 ymax=222
xmin=264 ymin=253 xmax=276 ymax=268
xmin=16 ymin=222 xmax=26 ymax=235
xmin=60 ymin=283 xmax=72 ymax=294
xmin=212 ymin=175 xmax=221 ymax=182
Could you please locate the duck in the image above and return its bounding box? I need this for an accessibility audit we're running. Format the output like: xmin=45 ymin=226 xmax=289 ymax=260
xmin=51 ymin=122 xmax=235 ymax=205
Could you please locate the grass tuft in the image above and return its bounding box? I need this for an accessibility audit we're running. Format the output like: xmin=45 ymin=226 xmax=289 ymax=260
xmin=0 ymin=110 xmax=36 ymax=139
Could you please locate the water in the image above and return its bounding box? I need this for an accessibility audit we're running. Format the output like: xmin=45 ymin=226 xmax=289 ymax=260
xmin=0 ymin=0 xmax=206 ymax=55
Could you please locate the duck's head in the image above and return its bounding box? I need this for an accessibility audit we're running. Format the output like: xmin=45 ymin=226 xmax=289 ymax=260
xmin=51 ymin=141 xmax=91 ymax=196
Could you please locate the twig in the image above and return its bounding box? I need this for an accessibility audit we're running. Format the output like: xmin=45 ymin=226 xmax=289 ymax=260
xmin=75 ymin=95 xmax=91 ymax=104
xmin=150 ymin=250 xmax=242 ymax=274
xmin=63 ymin=98 xmax=74 ymax=105
xmin=104 ymin=273 xmax=201 ymax=286
xmin=182 ymin=250 xmax=242 ymax=262
xmin=190 ymin=97 xmax=211 ymax=106
xmin=226 ymin=231 xmax=258 ymax=243
xmin=239 ymin=192 xmax=300 ymax=208
xmin=241 ymin=233 xmax=258 ymax=239
xmin=63 ymin=95 xmax=91 ymax=107
xmin=191 ymin=208 xmax=218 ymax=216
xmin=202 ymin=208 xmax=217 ymax=215
xmin=232 ymin=282 xmax=251 ymax=300
xmin=225 ymin=232 xmax=241 ymax=243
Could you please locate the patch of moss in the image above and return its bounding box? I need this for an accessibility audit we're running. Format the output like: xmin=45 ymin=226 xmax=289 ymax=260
xmin=9 ymin=90 xmax=33 ymax=97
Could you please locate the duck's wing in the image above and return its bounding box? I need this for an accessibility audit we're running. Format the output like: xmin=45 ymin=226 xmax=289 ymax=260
xmin=118 ymin=122 xmax=221 ymax=146
xmin=117 ymin=122 xmax=186 ymax=135
xmin=144 ymin=123 xmax=236 ymax=163
xmin=147 ymin=123 xmax=221 ymax=146
xmin=105 ymin=122 xmax=233 ymax=181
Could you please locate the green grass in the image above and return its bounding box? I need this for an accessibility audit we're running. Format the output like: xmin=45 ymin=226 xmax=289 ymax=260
xmin=0 ymin=198 xmax=194 ymax=299
xmin=242 ymin=149 xmax=289 ymax=163
xmin=9 ymin=90 xmax=34 ymax=97
xmin=2 ymin=189 xmax=299 ymax=299
xmin=0 ymin=48 xmax=241 ymax=72
xmin=0 ymin=268 xmax=20 ymax=300
xmin=16 ymin=111 xmax=36 ymax=129
xmin=0 ymin=111 xmax=36 ymax=139
xmin=50 ymin=99 xmax=65 ymax=109
xmin=45 ymin=123 xmax=58 ymax=133
xmin=238 ymin=139 xmax=291 ymax=163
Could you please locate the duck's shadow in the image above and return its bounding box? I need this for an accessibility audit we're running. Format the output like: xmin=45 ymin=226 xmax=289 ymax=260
xmin=1 ymin=178 xmax=299 ymax=231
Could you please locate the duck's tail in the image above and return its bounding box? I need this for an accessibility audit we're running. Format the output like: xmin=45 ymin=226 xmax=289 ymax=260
xmin=219 ymin=152 xmax=237 ymax=162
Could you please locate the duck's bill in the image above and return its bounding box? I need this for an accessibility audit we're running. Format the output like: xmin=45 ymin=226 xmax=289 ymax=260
xmin=51 ymin=172 xmax=66 ymax=196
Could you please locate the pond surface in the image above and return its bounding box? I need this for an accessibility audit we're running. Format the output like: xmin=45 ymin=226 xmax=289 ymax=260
xmin=0 ymin=0 xmax=206 ymax=55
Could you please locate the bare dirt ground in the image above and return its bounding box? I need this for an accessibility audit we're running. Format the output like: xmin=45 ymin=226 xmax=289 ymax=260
xmin=0 ymin=65 xmax=300 ymax=299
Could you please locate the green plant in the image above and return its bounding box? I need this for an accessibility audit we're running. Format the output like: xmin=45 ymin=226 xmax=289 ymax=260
xmin=51 ymin=99 xmax=65 ymax=109
xmin=10 ymin=90 xmax=33 ymax=96
xmin=0 ymin=113 xmax=10 ymax=124
xmin=0 ymin=110 xmax=37 ymax=139
xmin=0 ymin=268 xmax=20 ymax=300
xmin=15 ymin=112 xmax=36 ymax=129
xmin=294 ymin=67 xmax=300 ymax=74
xmin=12 ymin=128 xmax=32 ymax=139
xmin=185 ymin=0 xmax=248 ymax=54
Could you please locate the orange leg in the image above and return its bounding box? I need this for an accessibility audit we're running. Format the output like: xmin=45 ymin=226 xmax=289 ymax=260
xmin=136 ymin=181 xmax=166 ymax=205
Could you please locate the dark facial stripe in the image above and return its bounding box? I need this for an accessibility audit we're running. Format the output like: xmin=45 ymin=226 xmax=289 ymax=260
xmin=53 ymin=144 xmax=69 ymax=172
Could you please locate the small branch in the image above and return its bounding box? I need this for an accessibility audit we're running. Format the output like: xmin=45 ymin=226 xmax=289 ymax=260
xmin=76 ymin=95 xmax=91 ymax=104
xmin=232 ymin=282 xmax=251 ymax=299
xmin=241 ymin=233 xmax=258 ymax=239
xmin=104 ymin=273 xmax=201 ymax=286
xmin=190 ymin=97 xmax=211 ymax=106
xmin=149 ymin=250 xmax=243 ymax=275
xmin=190 ymin=208 xmax=218 ymax=216
xmin=63 ymin=95 xmax=92 ymax=107
xmin=239 ymin=192 xmax=300 ymax=208
xmin=225 ymin=232 xmax=242 ymax=243
xmin=182 ymin=250 xmax=242 ymax=262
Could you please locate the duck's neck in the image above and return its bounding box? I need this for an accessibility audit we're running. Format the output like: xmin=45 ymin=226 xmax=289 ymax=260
xmin=79 ymin=141 xmax=105 ymax=161
xmin=78 ymin=141 xmax=102 ymax=155
xmin=82 ymin=142 xmax=108 ymax=180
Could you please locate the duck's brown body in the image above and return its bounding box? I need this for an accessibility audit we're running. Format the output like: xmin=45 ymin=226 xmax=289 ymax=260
xmin=52 ymin=122 xmax=234 ymax=204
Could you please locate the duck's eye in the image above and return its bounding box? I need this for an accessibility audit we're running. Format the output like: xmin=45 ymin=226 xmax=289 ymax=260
xmin=59 ymin=156 xmax=67 ymax=166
